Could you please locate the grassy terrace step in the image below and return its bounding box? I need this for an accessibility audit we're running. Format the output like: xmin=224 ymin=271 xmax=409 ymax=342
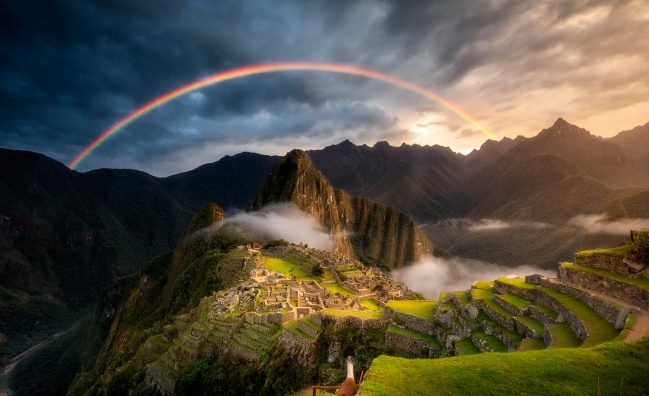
xmin=324 ymin=283 xmax=355 ymax=296
xmin=386 ymin=325 xmax=441 ymax=349
xmin=471 ymin=288 xmax=512 ymax=321
xmin=439 ymin=291 xmax=470 ymax=308
xmin=320 ymin=308 xmax=383 ymax=320
xmin=561 ymin=262 xmax=649 ymax=291
xmin=538 ymin=286 xmax=618 ymax=347
xmin=361 ymin=339 xmax=649 ymax=396
xmin=455 ymin=338 xmax=480 ymax=356
xmin=576 ymin=243 xmax=634 ymax=259
xmin=477 ymin=312 xmax=523 ymax=347
xmin=240 ymin=326 xmax=274 ymax=346
xmin=515 ymin=316 xmax=544 ymax=335
xmin=386 ymin=300 xmax=437 ymax=319
xmin=518 ymin=338 xmax=546 ymax=351
xmin=496 ymin=293 xmax=531 ymax=311
xmin=283 ymin=320 xmax=316 ymax=340
xmin=545 ymin=323 xmax=581 ymax=348
xmin=472 ymin=330 xmax=508 ymax=352
xmin=360 ymin=299 xmax=383 ymax=311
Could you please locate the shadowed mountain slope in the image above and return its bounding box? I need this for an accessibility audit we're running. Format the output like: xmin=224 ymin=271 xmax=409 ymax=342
xmin=308 ymin=140 xmax=466 ymax=222
xmin=252 ymin=149 xmax=436 ymax=269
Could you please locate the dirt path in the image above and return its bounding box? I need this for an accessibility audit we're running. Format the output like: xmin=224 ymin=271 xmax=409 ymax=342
xmin=626 ymin=310 xmax=649 ymax=341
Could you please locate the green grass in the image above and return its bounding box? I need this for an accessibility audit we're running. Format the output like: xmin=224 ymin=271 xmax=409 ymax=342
xmin=516 ymin=316 xmax=544 ymax=334
xmin=473 ymin=280 xmax=495 ymax=290
xmin=455 ymin=338 xmax=480 ymax=356
xmin=577 ymin=243 xmax=633 ymax=258
xmin=360 ymin=299 xmax=383 ymax=311
xmin=471 ymin=288 xmax=513 ymax=319
xmin=538 ymin=286 xmax=618 ymax=347
xmin=497 ymin=293 xmax=531 ymax=310
xmin=534 ymin=304 xmax=558 ymax=320
xmin=362 ymin=338 xmax=649 ymax=395
xmin=264 ymin=257 xmax=311 ymax=280
xmin=518 ymin=338 xmax=546 ymax=351
xmin=387 ymin=325 xmax=441 ymax=348
xmin=446 ymin=290 xmax=471 ymax=306
xmin=473 ymin=330 xmax=508 ymax=352
xmin=324 ymin=283 xmax=355 ymax=296
xmin=282 ymin=320 xmax=315 ymax=340
xmin=386 ymin=300 xmax=437 ymax=319
xmin=562 ymin=262 xmax=649 ymax=291
xmin=546 ymin=323 xmax=581 ymax=348
xmin=320 ymin=309 xmax=383 ymax=320
xmin=496 ymin=277 xmax=537 ymax=291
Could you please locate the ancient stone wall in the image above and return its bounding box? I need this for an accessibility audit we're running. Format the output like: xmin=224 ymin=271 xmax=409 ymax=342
xmin=560 ymin=266 xmax=649 ymax=311
xmin=543 ymin=275 xmax=629 ymax=329
xmin=385 ymin=330 xmax=441 ymax=358
xmin=384 ymin=306 xmax=436 ymax=335
xmin=536 ymin=289 xmax=589 ymax=342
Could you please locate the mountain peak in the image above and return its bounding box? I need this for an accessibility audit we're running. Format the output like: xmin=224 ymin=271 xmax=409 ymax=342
xmin=553 ymin=117 xmax=569 ymax=127
xmin=539 ymin=117 xmax=592 ymax=139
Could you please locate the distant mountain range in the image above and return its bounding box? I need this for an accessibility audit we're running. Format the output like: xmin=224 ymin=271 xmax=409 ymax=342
xmin=2 ymin=117 xmax=649 ymax=370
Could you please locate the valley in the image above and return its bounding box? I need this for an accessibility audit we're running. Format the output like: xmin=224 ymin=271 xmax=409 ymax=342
xmin=1 ymin=118 xmax=649 ymax=395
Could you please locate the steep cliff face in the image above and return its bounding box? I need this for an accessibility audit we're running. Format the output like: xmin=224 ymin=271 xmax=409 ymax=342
xmin=251 ymin=150 xmax=434 ymax=269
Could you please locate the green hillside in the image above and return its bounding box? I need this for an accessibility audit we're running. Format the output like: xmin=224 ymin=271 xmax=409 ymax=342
xmin=362 ymin=338 xmax=649 ymax=396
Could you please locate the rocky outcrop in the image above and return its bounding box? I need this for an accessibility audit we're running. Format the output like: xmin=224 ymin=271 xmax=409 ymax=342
xmin=251 ymin=150 xmax=435 ymax=269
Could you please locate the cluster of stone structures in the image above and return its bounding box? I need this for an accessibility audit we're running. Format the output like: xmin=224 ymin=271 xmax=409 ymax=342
xmin=136 ymin=231 xmax=649 ymax=395
xmin=210 ymin=245 xmax=408 ymax=323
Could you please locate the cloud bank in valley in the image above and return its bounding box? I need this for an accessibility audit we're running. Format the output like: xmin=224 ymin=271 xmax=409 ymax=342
xmin=567 ymin=214 xmax=649 ymax=235
xmin=393 ymin=256 xmax=554 ymax=299
xmin=432 ymin=215 xmax=649 ymax=235
xmin=224 ymin=203 xmax=332 ymax=250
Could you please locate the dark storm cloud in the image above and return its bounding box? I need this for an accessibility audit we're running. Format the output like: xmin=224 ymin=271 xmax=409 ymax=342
xmin=1 ymin=0 xmax=648 ymax=174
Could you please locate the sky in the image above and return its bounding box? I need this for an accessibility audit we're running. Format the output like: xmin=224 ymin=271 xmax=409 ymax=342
xmin=1 ymin=0 xmax=648 ymax=175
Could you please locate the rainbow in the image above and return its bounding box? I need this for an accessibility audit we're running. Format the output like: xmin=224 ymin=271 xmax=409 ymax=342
xmin=68 ymin=62 xmax=495 ymax=169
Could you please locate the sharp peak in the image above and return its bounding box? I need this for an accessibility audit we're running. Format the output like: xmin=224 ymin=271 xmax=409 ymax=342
xmin=539 ymin=117 xmax=592 ymax=138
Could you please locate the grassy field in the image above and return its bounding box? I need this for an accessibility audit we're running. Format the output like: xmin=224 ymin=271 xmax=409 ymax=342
xmin=264 ymin=257 xmax=311 ymax=280
xmin=386 ymin=300 xmax=437 ymax=319
xmin=562 ymin=262 xmax=649 ymax=291
xmin=362 ymin=339 xmax=649 ymax=395
xmin=320 ymin=309 xmax=383 ymax=320
xmin=324 ymin=283 xmax=355 ymax=296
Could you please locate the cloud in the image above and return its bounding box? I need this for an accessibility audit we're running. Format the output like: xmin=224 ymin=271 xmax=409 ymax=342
xmin=567 ymin=214 xmax=649 ymax=235
xmin=224 ymin=203 xmax=332 ymax=250
xmin=466 ymin=219 xmax=551 ymax=232
xmin=393 ymin=255 xmax=554 ymax=299
xmin=2 ymin=0 xmax=648 ymax=173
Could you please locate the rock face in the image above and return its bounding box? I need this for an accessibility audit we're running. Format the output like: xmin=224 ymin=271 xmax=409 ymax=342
xmin=251 ymin=150 xmax=435 ymax=269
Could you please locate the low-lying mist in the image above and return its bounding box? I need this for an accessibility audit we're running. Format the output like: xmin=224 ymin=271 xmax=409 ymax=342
xmin=225 ymin=203 xmax=333 ymax=250
xmin=393 ymin=256 xmax=555 ymax=299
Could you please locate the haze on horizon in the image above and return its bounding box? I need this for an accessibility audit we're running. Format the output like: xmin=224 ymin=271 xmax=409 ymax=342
xmin=1 ymin=0 xmax=648 ymax=175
